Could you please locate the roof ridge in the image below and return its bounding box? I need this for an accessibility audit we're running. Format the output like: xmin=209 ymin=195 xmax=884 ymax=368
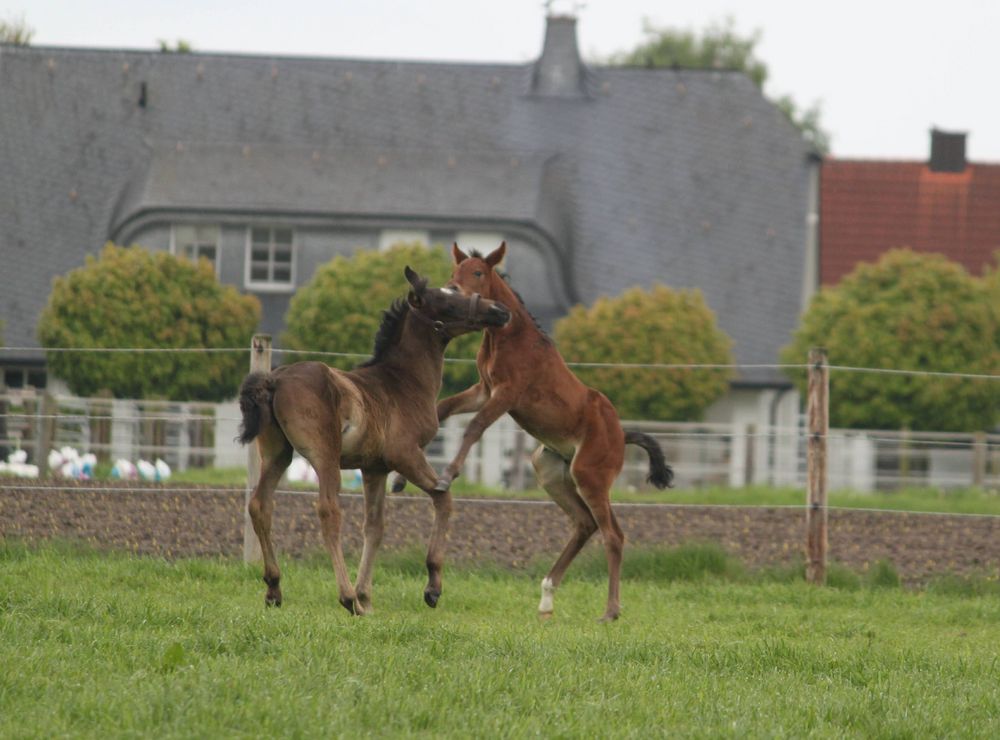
xmin=0 ymin=43 xmax=529 ymax=69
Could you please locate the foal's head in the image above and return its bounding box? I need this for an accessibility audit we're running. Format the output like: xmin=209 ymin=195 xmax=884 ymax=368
xmin=404 ymin=266 xmax=510 ymax=337
xmin=448 ymin=242 xmax=507 ymax=300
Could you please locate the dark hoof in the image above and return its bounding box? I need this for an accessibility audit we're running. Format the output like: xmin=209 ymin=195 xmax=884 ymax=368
xmin=423 ymin=589 xmax=440 ymax=608
xmin=391 ymin=475 xmax=407 ymax=493
xmin=264 ymin=577 xmax=282 ymax=607
xmin=339 ymin=597 xmax=364 ymax=616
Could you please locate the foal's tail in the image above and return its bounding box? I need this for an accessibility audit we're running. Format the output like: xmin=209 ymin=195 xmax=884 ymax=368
xmin=624 ymin=430 xmax=674 ymax=489
xmin=237 ymin=372 xmax=275 ymax=444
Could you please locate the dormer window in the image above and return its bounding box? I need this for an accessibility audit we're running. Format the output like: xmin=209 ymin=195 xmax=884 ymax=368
xmin=379 ymin=229 xmax=429 ymax=252
xmin=172 ymin=224 xmax=219 ymax=274
xmin=246 ymin=226 xmax=295 ymax=291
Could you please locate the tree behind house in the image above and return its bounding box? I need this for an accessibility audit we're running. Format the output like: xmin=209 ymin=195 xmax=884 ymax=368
xmin=607 ymin=17 xmax=829 ymax=153
xmin=0 ymin=15 xmax=34 ymax=45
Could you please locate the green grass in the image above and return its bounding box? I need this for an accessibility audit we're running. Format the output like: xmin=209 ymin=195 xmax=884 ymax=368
xmin=166 ymin=466 xmax=250 ymax=487
xmin=2 ymin=540 xmax=999 ymax=738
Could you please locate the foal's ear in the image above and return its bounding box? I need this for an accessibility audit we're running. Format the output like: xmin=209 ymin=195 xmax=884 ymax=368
xmin=484 ymin=241 xmax=506 ymax=267
xmin=452 ymin=242 xmax=469 ymax=264
xmin=404 ymin=265 xmax=428 ymax=294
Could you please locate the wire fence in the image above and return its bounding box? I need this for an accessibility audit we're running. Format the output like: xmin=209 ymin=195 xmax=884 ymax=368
xmin=4 ymin=344 xmax=1000 ymax=379
xmin=1 ymin=343 xmax=999 ymax=493
xmin=3 ymin=340 xmax=1000 ymax=589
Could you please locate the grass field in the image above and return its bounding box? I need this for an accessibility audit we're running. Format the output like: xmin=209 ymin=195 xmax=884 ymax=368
xmin=3 ymin=541 xmax=999 ymax=738
xmin=166 ymin=466 xmax=1000 ymax=517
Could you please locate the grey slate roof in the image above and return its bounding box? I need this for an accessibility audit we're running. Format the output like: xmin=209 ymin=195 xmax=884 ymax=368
xmin=0 ymin=17 xmax=815 ymax=385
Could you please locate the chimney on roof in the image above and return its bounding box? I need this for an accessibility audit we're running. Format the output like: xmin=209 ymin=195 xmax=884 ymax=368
xmin=929 ymin=128 xmax=967 ymax=173
xmin=531 ymin=11 xmax=587 ymax=98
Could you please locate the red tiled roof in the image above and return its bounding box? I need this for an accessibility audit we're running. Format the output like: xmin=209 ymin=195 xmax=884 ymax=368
xmin=820 ymin=159 xmax=1000 ymax=284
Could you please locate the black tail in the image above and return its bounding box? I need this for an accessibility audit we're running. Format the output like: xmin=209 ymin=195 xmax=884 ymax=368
xmin=624 ymin=430 xmax=673 ymax=489
xmin=237 ymin=372 xmax=274 ymax=445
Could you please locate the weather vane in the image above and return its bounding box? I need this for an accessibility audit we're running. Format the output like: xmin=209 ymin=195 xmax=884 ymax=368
xmin=544 ymin=0 xmax=586 ymax=16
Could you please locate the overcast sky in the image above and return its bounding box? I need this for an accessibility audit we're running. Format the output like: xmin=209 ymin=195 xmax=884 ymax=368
xmin=10 ymin=0 xmax=1000 ymax=161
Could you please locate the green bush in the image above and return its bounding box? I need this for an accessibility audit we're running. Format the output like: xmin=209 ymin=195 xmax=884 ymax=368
xmin=282 ymin=243 xmax=479 ymax=395
xmin=782 ymin=249 xmax=1000 ymax=431
xmin=37 ymin=244 xmax=260 ymax=401
xmin=553 ymin=285 xmax=734 ymax=420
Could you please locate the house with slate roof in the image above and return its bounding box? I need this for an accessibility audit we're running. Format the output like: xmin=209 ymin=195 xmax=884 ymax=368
xmin=821 ymin=129 xmax=1000 ymax=285
xmin=0 ymin=14 xmax=819 ymax=433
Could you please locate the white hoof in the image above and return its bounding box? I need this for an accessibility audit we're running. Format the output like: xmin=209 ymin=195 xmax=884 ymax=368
xmin=538 ymin=577 xmax=555 ymax=615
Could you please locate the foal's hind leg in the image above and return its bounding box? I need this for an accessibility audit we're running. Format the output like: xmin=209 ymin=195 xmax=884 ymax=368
xmin=354 ymin=471 xmax=387 ymax=614
xmin=248 ymin=430 xmax=293 ymax=606
xmin=275 ymin=393 xmax=361 ymax=615
xmin=570 ymin=453 xmax=626 ymax=623
xmin=532 ymin=446 xmax=598 ymax=619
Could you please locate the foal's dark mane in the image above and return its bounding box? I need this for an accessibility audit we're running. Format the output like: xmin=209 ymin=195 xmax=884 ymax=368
xmin=358 ymin=298 xmax=410 ymax=368
xmin=469 ymin=250 xmax=551 ymax=341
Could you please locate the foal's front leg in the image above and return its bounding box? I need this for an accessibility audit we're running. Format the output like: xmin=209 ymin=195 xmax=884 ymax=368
xmin=392 ymin=453 xmax=453 ymax=608
xmin=436 ymin=390 xmax=514 ymax=492
xmin=390 ymin=383 xmax=486 ymax=493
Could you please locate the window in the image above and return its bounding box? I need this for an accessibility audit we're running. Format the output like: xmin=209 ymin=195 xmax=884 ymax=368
xmin=246 ymin=227 xmax=295 ymax=289
xmin=3 ymin=367 xmax=46 ymax=390
xmin=379 ymin=230 xmax=429 ymax=252
xmin=173 ymin=225 xmax=219 ymax=273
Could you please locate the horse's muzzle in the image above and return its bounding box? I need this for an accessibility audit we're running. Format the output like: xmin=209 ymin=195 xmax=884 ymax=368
xmin=487 ymin=302 xmax=511 ymax=326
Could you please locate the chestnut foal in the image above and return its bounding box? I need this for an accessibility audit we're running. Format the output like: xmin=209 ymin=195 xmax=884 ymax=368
xmin=238 ymin=267 xmax=509 ymax=614
xmin=398 ymin=243 xmax=672 ymax=622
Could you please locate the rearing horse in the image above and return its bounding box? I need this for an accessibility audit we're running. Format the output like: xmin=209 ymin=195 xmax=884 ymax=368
xmin=238 ymin=267 xmax=510 ymax=615
xmin=423 ymin=243 xmax=672 ymax=622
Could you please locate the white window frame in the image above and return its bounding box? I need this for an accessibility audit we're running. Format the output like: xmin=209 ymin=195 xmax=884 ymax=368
xmin=378 ymin=229 xmax=429 ymax=252
xmin=244 ymin=226 xmax=296 ymax=292
xmin=171 ymin=224 xmax=221 ymax=276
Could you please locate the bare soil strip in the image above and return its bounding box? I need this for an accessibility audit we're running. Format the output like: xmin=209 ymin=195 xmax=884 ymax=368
xmin=3 ymin=483 xmax=998 ymax=582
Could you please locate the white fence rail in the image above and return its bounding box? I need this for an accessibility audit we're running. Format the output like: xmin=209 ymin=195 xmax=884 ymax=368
xmin=3 ymin=389 xmax=998 ymax=491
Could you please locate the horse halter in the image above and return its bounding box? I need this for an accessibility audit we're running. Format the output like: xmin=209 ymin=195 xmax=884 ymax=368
xmin=410 ymin=292 xmax=485 ymax=338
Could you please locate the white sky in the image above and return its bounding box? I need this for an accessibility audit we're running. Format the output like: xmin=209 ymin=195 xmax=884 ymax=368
xmin=9 ymin=0 xmax=1000 ymax=161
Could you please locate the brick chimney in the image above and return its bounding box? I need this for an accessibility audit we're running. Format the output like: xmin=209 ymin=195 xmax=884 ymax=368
xmin=929 ymin=128 xmax=967 ymax=172
xmin=531 ymin=13 xmax=587 ymax=98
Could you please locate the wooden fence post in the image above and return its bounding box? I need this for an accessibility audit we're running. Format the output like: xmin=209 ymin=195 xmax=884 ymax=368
xmin=37 ymin=392 xmax=57 ymax=476
xmin=972 ymin=431 xmax=986 ymax=488
xmin=244 ymin=334 xmax=271 ymax=563
xmin=0 ymin=377 xmax=8 ymax=461
xmin=743 ymin=423 xmax=756 ymax=487
xmin=806 ymin=347 xmax=828 ymax=585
